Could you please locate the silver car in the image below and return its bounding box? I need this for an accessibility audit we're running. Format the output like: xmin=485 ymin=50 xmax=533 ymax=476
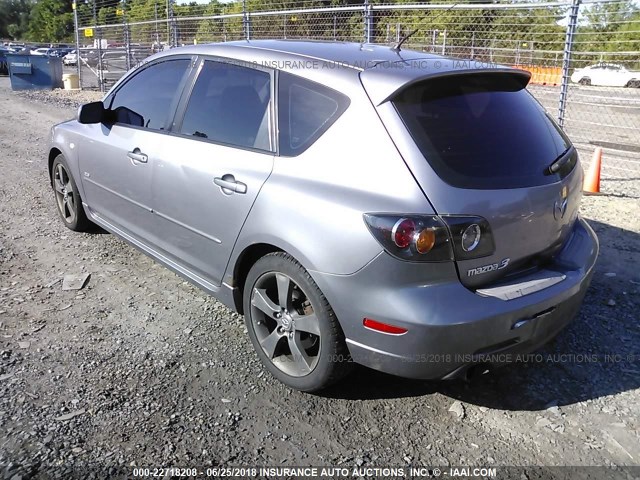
xmin=48 ymin=40 xmax=598 ymax=391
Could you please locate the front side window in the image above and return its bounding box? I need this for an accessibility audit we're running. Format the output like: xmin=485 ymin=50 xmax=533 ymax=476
xmin=278 ymin=72 xmax=350 ymax=156
xmin=179 ymin=60 xmax=272 ymax=151
xmin=107 ymin=58 xmax=190 ymax=130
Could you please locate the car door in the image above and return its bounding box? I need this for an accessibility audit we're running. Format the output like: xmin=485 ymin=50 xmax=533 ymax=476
xmin=604 ymin=65 xmax=625 ymax=87
xmin=79 ymin=56 xmax=193 ymax=243
xmin=148 ymin=58 xmax=275 ymax=286
xmin=590 ymin=65 xmax=606 ymax=85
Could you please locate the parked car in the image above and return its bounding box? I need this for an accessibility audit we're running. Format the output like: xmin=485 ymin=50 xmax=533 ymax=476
xmin=31 ymin=47 xmax=58 ymax=56
xmin=63 ymin=50 xmax=78 ymax=65
xmin=48 ymin=41 xmax=598 ymax=391
xmin=52 ymin=47 xmax=74 ymax=58
xmin=571 ymin=63 xmax=640 ymax=87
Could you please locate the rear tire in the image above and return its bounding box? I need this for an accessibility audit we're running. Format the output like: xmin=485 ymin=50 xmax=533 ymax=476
xmin=51 ymin=154 xmax=92 ymax=232
xmin=579 ymin=77 xmax=591 ymax=86
xmin=243 ymin=252 xmax=353 ymax=392
xmin=626 ymin=79 xmax=640 ymax=88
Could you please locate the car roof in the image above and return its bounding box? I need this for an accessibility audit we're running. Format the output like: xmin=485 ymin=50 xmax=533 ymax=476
xmin=152 ymin=40 xmax=447 ymax=72
xmin=144 ymin=40 xmax=527 ymax=105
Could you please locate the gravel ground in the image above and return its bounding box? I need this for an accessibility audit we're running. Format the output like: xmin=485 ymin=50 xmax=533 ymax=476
xmin=1 ymin=79 xmax=639 ymax=479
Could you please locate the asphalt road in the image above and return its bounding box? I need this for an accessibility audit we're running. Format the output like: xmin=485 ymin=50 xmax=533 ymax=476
xmin=529 ymin=84 xmax=640 ymax=180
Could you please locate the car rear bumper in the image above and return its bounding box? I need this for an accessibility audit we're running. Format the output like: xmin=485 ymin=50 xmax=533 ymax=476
xmin=310 ymin=216 xmax=598 ymax=379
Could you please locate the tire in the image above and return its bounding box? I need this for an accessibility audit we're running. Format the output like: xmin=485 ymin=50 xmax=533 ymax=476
xmin=626 ymin=80 xmax=640 ymax=88
xmin=51 ymin=154 xmax=92 ymax=232
xmin=243 ymin=252 xmax=353 ymax=392
xmin=579 ymin=77 xmax=591 ymax=86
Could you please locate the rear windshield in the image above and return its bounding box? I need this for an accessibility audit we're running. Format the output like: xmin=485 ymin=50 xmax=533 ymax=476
xmin=393 ymin=73 xmax=573 ymax=189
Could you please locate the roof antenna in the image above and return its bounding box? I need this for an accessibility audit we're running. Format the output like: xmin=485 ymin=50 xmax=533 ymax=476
xmin=391 ymin=29 xmax=418 ymax=52
xmin=392 ymin=3 xmax=460 ymax=52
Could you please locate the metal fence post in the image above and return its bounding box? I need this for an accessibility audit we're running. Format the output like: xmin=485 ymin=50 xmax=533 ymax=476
xmin=169 ymin=0 xmax=178 ymax=47
xmin=243 ymin=0 xmax=251 ymax=40
xmin=123 ymin=0 xmax=132 ymax=71
xmin=166 ymin=0 xmax=177 ymax=47
xmin=364 ymin=0 xmax=373 ymax=44
xmin=441 ymin=29 xmax=446 ymax=55
xmin=558 ymin=0 xmax=580 ymax=128
xmin=72 ymin=1 xmax=83 ymax=89
xmin=124 ymin=23 xmax=131 ymax=70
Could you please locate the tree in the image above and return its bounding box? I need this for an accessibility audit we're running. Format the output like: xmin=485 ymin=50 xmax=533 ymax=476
xmin=27 ymin=0 xmax=74 ymax=42
xmin=0 ymin=0 xmax=33 ymax=39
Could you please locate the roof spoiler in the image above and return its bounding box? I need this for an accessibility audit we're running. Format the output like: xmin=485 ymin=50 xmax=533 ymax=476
xmin=360 ymin=65 xmax=531 ymax=106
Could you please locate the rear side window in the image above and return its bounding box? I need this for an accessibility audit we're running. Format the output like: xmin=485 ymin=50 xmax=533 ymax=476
xmin=393 ymin=74 xmax=573 ymax=189
xmin=107 ymin=58 xmax=190 ymax=130
xmin=278 ymin=72 xmax=349 ymax=156
xmin=180 ymin=60 xmax=272 ymax=151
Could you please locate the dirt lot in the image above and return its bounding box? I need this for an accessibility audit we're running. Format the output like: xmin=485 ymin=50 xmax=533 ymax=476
xmin=0 ymin=77 xmax=639 ymax=478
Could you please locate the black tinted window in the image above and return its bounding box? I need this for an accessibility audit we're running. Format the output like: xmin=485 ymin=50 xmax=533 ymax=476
xmin=393 ymin=73 xmax=572 ymax=189
xmin=108 ymin=59 xmax=190 ymax=130
xmin=180 ymin=60 xmax=272 ymax=151
xmin=278 ymin=72 xmax=349 ymax=156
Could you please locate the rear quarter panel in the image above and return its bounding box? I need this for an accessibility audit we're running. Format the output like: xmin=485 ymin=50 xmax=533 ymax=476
xmin=225 ymin=73 xmax=433 ymax=282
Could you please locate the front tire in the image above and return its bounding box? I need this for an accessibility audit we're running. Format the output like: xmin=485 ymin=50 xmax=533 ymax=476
xmin=579 ymin=77 xmax=591 ymax=86
xmin=51 ymin=154 xmax=92 ymax=232
xmin=243 ymin=252 xmax=352 ymax=392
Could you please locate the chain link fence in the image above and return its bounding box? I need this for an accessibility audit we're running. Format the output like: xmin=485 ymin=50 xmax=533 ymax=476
xmin=71 ymin=0 xmax=640 ymax=178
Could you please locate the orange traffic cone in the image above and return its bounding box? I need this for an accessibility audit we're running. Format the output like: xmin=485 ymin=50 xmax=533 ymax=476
xmin=583 ymin=147 xmax=602 ymax=194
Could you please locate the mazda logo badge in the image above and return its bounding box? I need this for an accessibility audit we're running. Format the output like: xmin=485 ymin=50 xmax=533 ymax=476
xmin=554 ymin=198 xmax=568 ymax=220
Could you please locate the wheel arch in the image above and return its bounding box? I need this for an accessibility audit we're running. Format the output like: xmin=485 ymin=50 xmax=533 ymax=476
xmin=230 ymin=242 xmax=284 ymax=314
xmin=48 ymin=148 xmax=63 ymax=185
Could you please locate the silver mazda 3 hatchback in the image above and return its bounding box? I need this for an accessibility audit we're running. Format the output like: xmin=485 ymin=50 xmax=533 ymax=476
xmin=48 ymin=40 xmax=599 ymax=391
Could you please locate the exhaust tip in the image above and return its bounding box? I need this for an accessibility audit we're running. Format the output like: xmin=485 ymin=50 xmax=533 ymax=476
xmin=465 ymin=363 xmax=492 ymax=381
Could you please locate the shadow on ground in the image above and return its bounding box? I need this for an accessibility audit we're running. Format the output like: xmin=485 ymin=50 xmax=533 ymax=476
xmin=321 ymin=219 xmax=640 ymax=410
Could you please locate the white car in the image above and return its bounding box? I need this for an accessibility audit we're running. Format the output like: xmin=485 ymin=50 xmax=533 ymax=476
xmin=63 ymin=50 xmax=78 ymax=66
xmin=571 ymin=63 xmax=640 ymax=87
xmin=31 ymin=47 xmax=57 ymax=56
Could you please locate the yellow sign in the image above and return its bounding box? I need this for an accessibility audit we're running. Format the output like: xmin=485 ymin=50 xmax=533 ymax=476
xmin=84 ymin=28 xmax=94 ymax=37
xmin=72 ymin=2 xmax=76 ymax=10
xmin=116 ymin=8 xmax=124 ymax=15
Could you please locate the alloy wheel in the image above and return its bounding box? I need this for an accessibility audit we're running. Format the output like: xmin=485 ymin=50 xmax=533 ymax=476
xmin=250 ymin=272 xmax=321 ymax=377
xmin=53 ymin=163 xmax=77 ymax=224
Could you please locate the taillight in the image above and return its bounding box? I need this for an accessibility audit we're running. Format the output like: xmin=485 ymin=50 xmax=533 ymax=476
xmin=441 ymin=216 xmax=495 ymax=260
xmin=392 ymin=218 xmax=416 ymax=248
xmin=364 ymin=214 xmax=495 ymax=262
xmin=363 ymin=214 xmax=453 ymax=262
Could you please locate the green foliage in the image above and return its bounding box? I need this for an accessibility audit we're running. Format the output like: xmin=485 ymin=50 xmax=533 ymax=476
xmin=27 ymin=0 xmax=74 ymax=42
xmin=0 ymin=0 xmax=32 ymax=39
xmin=575 ymin=0 xmax=639 ymax=66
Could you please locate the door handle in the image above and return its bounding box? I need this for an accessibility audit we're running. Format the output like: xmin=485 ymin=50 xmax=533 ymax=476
xmin=214 ymin=175 xmax=247 ymax=195
xmin=127 ymin=149 xmax=148 ymax=164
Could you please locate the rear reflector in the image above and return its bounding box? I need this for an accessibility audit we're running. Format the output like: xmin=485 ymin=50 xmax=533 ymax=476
xmin=363 ymin=318 xmax=408 ymax=335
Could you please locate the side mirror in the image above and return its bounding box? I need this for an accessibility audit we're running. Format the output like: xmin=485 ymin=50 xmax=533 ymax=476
xmin=78 ymin=101 xmax=105 ymax=124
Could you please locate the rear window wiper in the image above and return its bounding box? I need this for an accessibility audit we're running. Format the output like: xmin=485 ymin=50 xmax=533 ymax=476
xmin=545 ymin=148 xmax=572 ymax=175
